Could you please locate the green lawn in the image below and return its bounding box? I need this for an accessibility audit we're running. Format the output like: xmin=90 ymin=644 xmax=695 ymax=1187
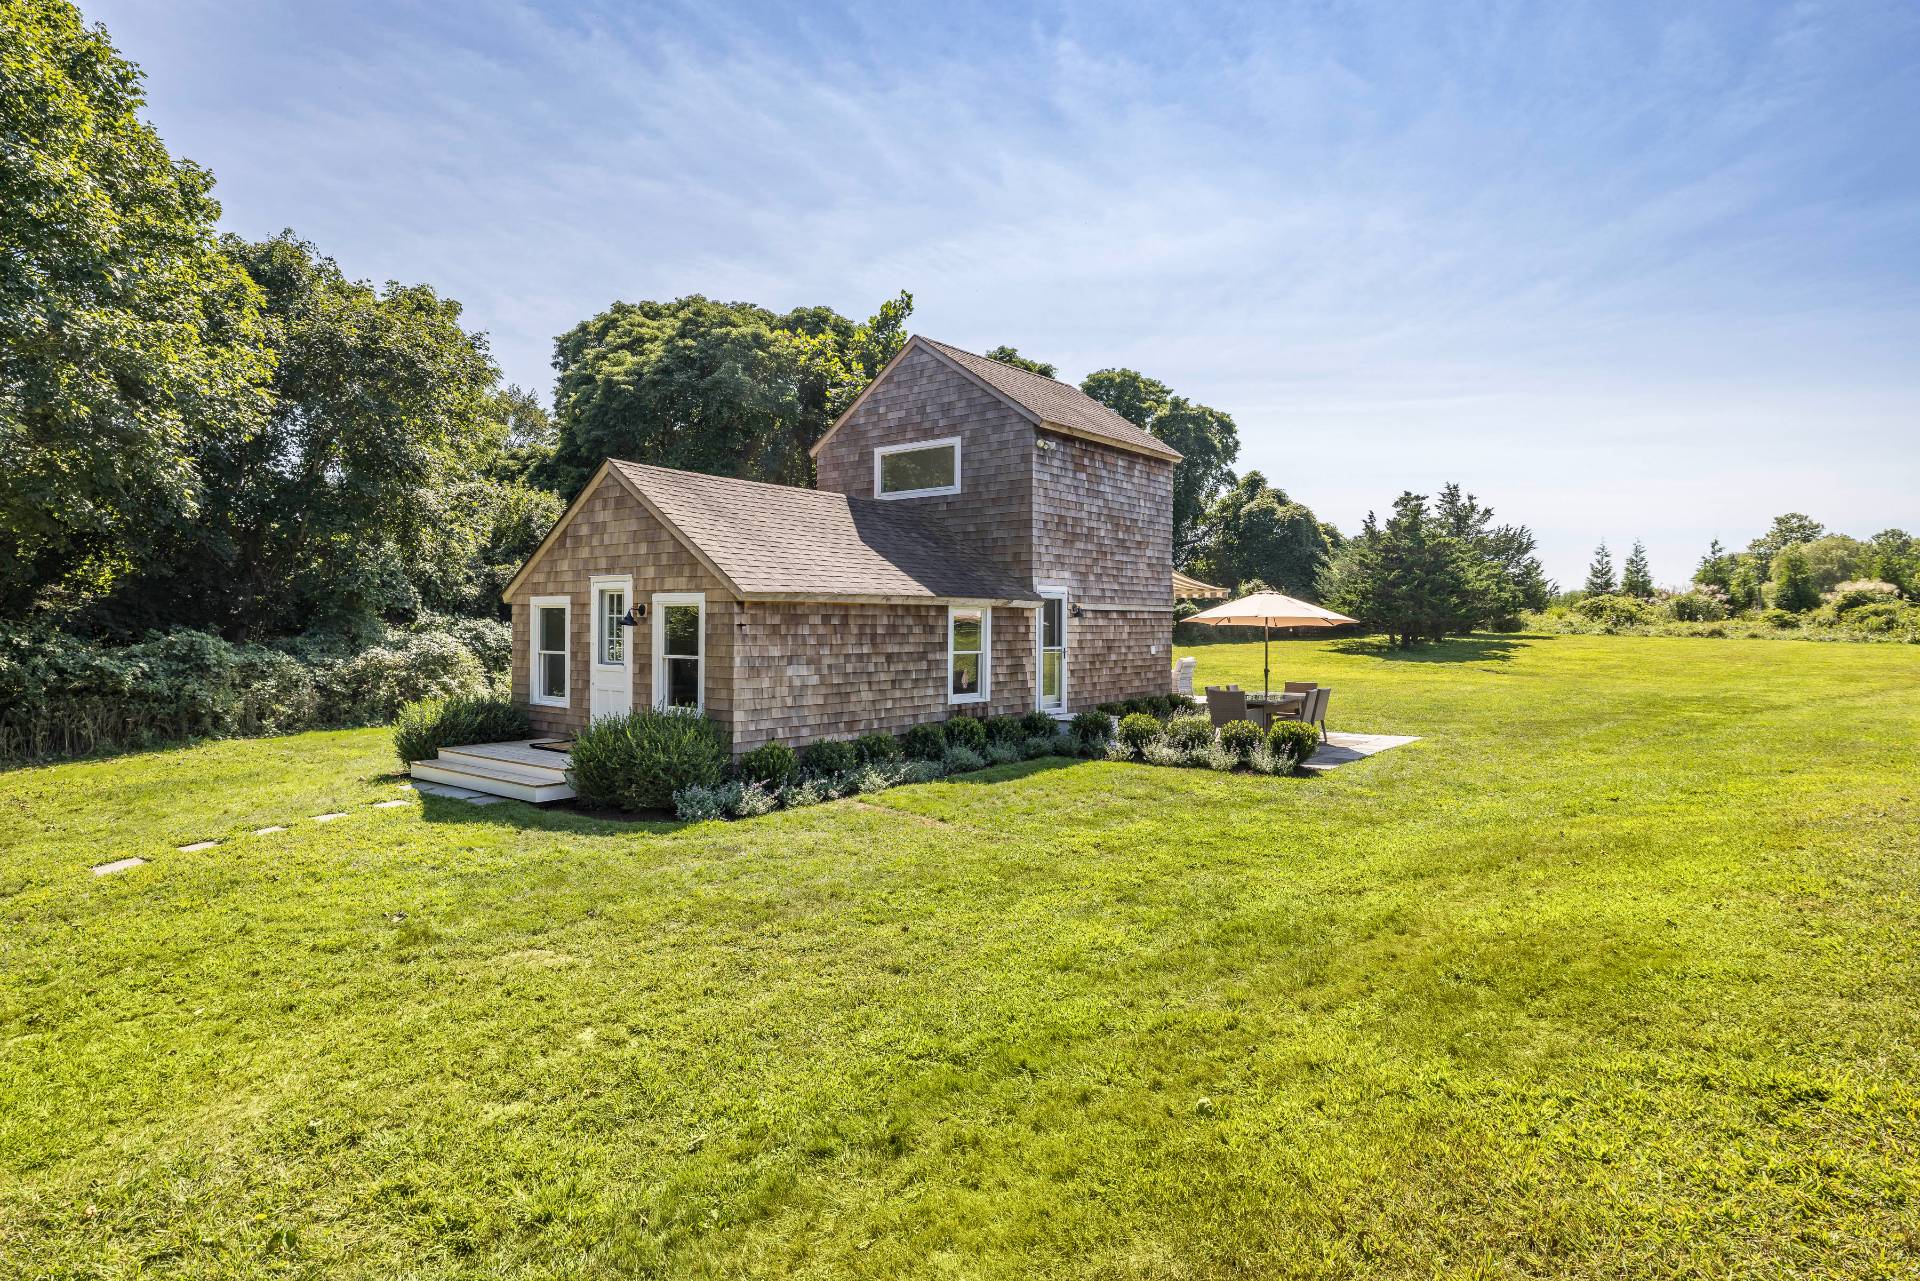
xmin=4 ymin=633 xmax=1917 ymax=1278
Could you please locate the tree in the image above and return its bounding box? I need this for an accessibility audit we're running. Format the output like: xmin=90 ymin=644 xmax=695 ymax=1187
xmin=1727 ymin=563 xmax=1763 ymax=613
xmin=1081 ymin=368 xmax=1240 ymax=563
xmin=1796 ymin=534 xmax=1865 ymax=592
xmin=1863 ymin=529 xmax=1917 ymax=599
xmin=1621 ymin=540 xmax=1654 ymax=598
xmin=112 ymin=232 xmax=512 ymax=637
xmin=1187 ymin=472 xmax=1332 ymax=596
xmin=1746 ymin=512 xmax=1824 ymax=574
xmin=1433 ymin=483 xmax=1552 ymax=614
xmin=1695 ymin=539 xmax=1735 ymax=591
xmin=0 ymin=0 xmax=272 ymax=614
xmin=984 ymin=345 xmax=1055 ymax=377
xmin=541 ymin=292 xmax=911 ymax=495
xmin=1320 ymin=492 xmax=1483 ymax=646
xmin=1584 ymin=543 xmax=1617 ymax=595
xmin=1768 ymin=546 xmax=1820 ymax=613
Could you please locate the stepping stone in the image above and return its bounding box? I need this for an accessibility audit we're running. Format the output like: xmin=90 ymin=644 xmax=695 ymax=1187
xmin=311 ymin=812 xmax=348 ymax=823
xmin=370 ymin=799 xmax=410 ymax=809
xmin=253 ymin=826 xmax=287 ymax=835
xmin=177 ymin=840 xmax=218 ymax=853
xmin=92 ymin=857 xmax=147 ymax=876
xmin=413 ymin=781 xmax=487 ymax=800
xmin=464 ymin=795 xmax=506 ymax=806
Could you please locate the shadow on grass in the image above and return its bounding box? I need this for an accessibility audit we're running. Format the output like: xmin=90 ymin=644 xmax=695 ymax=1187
xmin=928 ymin=755 xmax=1085 ymax=785
xmin=1326 ymin=634 xmax=1549 ymax=664
xmin=416 ymin=791 xmax=684 ymax=836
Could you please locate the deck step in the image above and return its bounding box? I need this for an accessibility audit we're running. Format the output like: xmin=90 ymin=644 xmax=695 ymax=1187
xmin=434 ymin=747 xmax=570 ymax=786
xmin=409 ymin=760 xmax=574 ymax=803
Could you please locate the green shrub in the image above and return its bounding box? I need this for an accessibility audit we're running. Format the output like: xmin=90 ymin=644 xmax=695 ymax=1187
xmin=568 ymin=709 xmax=729 ymax=812
xmin=984 ymin=742 xmax=1021 ymax=766
xmin=853 ymin=731 xmax=903 ymax=764
xmin=1666 ymin=590 xmax=1727 ymax=623
xmin=1573 ymin=594 xmax=1656 ymax=631
xmin=1096 ymin=702 xmax=1126 ymax=717
xmin=1070 ymin=709 xmax=1112 ymax=746
xmin=391 ymin=695 xmax=530 ymax=764
xmin=944 ymin=716 xmax=989 ymax=753
xmin=1020 ymin=710 xmax=1057 ymax=737
xmin=1116 ymin=712 xmax=1161 ymax=756
xmin=901 ymin=722 xmax=948 ymax=760
xmin=943 ymin=745 xmax=986 ymax=773
xmin=1218 ymin=719 xmax=1263 ymax=759
xmin=1164 ymin=713 xmax=1213 ymax=751
xmin=738 ymin=741 xmax=799 ymax=787
xmin=800 ymin=738 xmax=859 ymax=776
xmin=672 ymin=783 xmax=728 ymax=822
xmin=1266 ymin=721 xmax=1320 ymax=771
xmin=983 ymin=714 xmax=1026 ymax=744
xmin=1760 ymin=608 xmax=1800 ymax=629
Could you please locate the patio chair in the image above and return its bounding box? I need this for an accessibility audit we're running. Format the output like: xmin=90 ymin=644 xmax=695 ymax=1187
xmin=1173 ymin=656 xmax=1197 ymax=696
xmin=1205 ymin=686 xmax=1249 ymax=729
xmin=1304 ymin=686 xmax=1331 ymax=741
xmin=1269 ymin=680 xmax=1317 ymax=722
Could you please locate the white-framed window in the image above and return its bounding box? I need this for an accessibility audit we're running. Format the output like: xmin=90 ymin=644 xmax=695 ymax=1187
xmin=874 ymin=436 xmax=961 ymax=499
xmin=596 ymin=581 xmax=627 ymax=666
xmin=652 ymin=592 xmax=705 ymax=711
xmin=1037 ymin=589 xmax=1067 ymax=711
xmin=948 ymin=604 xmax=990 ymax=704
xmin=529 ymin=595 xmax=570 ymax=707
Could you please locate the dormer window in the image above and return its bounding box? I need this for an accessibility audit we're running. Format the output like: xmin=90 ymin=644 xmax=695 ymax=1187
xmin=874 ymin=436 xmax=961 ymax=499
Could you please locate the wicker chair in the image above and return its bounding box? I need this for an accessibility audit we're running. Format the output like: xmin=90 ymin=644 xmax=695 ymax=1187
xmin=1304 ymin=686 xmax=1332 ymax=740
xmin=1270 ymin=681 xmax=1317 ymax=722
xmin=1205 ymin=686 xmax=1249 ymax=729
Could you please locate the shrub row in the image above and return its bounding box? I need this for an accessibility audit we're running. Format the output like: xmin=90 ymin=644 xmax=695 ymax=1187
xmin=1 ymin=616 xmax=511 ymax=764
xmin=1533 ymin=589 xmax=1919 ymax=642
xmin=1106 ymin=711 xmax=1320 ymax=776
xmin=562 ymin=709 xmax=1087 ymax=818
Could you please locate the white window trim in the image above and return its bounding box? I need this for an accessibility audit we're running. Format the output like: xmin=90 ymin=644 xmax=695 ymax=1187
xmin=1036 ymin=587 xmax=1068 ymax=712
xmin=651 ymin=591 xmax=706 ymax=712
xmin=529 ymin=595 xmax=570 ymax=708
xmin=590 ymin=574 xmax=632 ymax=669
xmin=874 ymin=435 xmax=962 ymax=500
xmin=948 ymin=603 xmax=991 ymax=705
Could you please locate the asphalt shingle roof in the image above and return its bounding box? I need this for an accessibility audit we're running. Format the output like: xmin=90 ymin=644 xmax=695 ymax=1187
xmin=610 ymin=461 xmax=1035 ymax=603
xmin=919 ymin=338 xmax=1182 ymax=461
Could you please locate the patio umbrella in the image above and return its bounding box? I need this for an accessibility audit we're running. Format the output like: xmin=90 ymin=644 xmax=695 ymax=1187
xmin=1183 ymin=592 xmax=1358 ymax=701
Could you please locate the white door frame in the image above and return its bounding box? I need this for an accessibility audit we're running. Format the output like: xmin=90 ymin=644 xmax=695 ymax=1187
xmin=651 ymin=591 xmax=706 ymax=711
xmin=588 ymin=575 xmax=633 ymax=721
xmin=1036 ymin=587 xmax=1068 ymax=712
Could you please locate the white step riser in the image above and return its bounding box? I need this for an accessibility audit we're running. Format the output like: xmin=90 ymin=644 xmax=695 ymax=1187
xmin=433 ymin=749 xmax=570 ymax=786
xmin=409 ymin=762 xmax=574 ymax=803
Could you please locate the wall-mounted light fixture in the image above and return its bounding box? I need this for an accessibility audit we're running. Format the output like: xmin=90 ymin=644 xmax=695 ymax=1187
xmin=619 ymin=603 xmax=645 ymax=627
xmin=1069 ymin=602 xmax=1084 ymax=619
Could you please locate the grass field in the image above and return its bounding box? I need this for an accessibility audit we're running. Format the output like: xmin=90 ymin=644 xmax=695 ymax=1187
xmin=3 ymin=633 xmax=1917 ymax=1278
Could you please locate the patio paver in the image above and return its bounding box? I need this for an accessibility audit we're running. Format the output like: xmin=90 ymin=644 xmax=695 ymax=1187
xmin=176 ymin=840 xmax=218 ymax=853
xmin=311 ymin=812 xmax=348 ymax=823
xmin=1301 ymin=732 xmax=1419 ymax=774
xmin=92 ymin=857 xmax=147 ymax=876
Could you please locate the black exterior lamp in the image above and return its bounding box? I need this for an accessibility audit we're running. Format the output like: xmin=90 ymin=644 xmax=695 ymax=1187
xmin=1069 ymin=602 xmax=1084 ymax=619
xmin=619 ymin=603 xmax=644 ymax=627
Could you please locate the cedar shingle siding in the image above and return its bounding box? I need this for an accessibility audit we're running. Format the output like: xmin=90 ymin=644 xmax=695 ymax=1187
xmin=504 ymin=336 xmax=1177 ymax=752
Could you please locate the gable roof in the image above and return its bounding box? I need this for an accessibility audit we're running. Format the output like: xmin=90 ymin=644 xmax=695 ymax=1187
xmin=810 ymin=335 xmax=1183 ymax=464
xmin=500 ymin=459 xmax=1039 ymax=606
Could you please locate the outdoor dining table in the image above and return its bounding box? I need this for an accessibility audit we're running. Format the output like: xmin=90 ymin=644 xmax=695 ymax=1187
xmin=1246 ymin=692 xmax=1306 ymax=722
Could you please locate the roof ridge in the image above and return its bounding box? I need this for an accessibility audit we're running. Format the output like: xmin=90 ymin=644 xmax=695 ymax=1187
xmin=920 ymin=336 xmax=1090 ymax=396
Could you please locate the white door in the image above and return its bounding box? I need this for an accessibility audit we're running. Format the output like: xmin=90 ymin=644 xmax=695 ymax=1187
xmin=1037 ymin=590 xmax=1067 ymax=711
xmin=589 ymin=576 xmax=632 ymax=720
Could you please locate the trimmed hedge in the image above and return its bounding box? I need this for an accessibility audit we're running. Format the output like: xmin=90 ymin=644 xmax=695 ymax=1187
xmin=738 ymin=741 xmax=799 ymax=787
xmin=392 ymin=695 xmax=530 ymax=764
xmin=901 ymin=723 xmax=948 ymax=761
xmin=1218 ymin=719 xmax=1263 ymax=758
xmin=944 ymin=716 xmax=989 ymax=753
xmin=799 ymin=738 xmax=859 ymax=776
xmin=1266 ymin=721 xmax=1321 ymax=771
xmin=568 ymin=708 xmax=730 ymax=812
xmin=853 ymin=732 xmax=903 ymax=765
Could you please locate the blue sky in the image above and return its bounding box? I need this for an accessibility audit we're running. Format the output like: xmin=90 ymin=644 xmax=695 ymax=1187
xmin=89 ymin=0 xmax=1919 ymax=587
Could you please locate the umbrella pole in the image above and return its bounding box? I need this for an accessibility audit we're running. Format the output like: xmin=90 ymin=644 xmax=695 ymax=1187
xmin=1263 ymin=622 xmax=1271 ymax=702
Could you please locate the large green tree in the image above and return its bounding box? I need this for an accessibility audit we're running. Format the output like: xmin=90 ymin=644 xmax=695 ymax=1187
xmin=0 ymin=0 xmax=271 ymax=614
xmin=1321 ymin=492 xmax=1481 ymax=645
xmin=1186 ymin=472 xmax=1335 ymax=596
xmin=1583 ymin=543 xmax=1617 ymax=596
xmin=984 ymin=345 xmax=1055 ymax=377
xmin=1080 ymin=368 xmax=1240 ymax=563
xmin=1433 ymin=483 xmax=1552 ymax=614
xmin=542 ymin=292 xmax=912 ymax=495
xmin=1863 ymin=529 xmax=1917 ymax=598
xmin=119 ymin=233 xmax=516 ymax=637
xmin=1746 ymin=512 xmax=1824 ymax=574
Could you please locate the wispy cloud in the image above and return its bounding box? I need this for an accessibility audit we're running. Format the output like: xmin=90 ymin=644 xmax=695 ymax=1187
xmin=92 ymin=0 xmax=1920 ymax=584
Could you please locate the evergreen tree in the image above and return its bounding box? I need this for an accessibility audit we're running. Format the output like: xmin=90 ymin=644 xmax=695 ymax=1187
xmin=1621 ymin=540 xmax=1655 ymax=598
xmin=1433 ymin=483 xmax=1552 ymax=614
xmin=1321 ymin=492 xmax=1481 ymax=645
xmin=1584 ymin=543 xmax=1617 ymax=595
xmin=1768 ymin=546 xmax=1821 ymax=613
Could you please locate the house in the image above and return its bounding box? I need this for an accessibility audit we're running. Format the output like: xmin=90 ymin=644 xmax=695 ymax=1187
xmin=497 ymin=335 xmax=1180 ymax=754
